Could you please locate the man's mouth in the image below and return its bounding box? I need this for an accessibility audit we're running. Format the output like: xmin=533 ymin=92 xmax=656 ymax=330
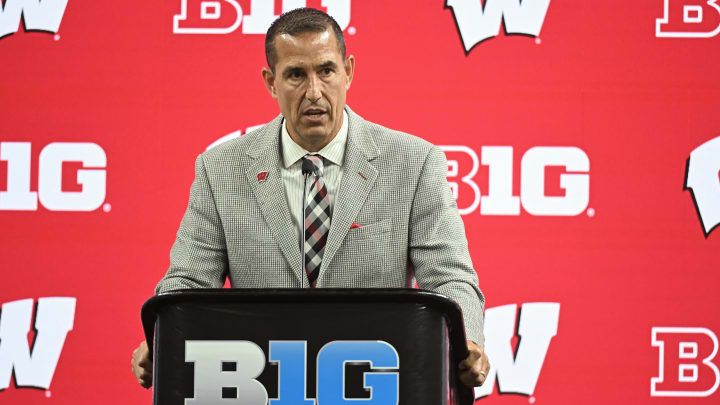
xmin=303 ymin=109 xmax=327 ymax=121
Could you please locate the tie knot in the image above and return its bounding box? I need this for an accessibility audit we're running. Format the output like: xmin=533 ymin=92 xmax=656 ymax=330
xmin=303 ymin=155 xmax=324 ymax=176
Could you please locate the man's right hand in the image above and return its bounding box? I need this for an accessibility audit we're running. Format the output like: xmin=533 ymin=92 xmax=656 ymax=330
xmin=131 ymin=341 xmax=152 ymax=388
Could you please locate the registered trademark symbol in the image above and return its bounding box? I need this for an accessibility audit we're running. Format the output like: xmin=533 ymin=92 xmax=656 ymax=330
xmin=45 ymin=390 xmax=51 ymax=398
xmin=103 ymin=203 xmax=112 ymax=213
xmin=587 ymin=207 xmax=595 ymax=217
xmin=348 ymin=26 xmax=357 ymax=35
xmin=53 ymin=34 xmax=60 ymax=41
xmin=534 ymin=37 xmax=541 ymax=45
xmin=529 ymin=396 xmax=536 ymax=403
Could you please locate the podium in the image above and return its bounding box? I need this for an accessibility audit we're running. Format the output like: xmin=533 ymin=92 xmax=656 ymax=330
xmin=142 ymin=289 xmax=475 ymax=405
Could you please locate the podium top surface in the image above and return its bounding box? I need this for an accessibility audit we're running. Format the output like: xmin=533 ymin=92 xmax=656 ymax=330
xmin=141 ymin=288 xmax=468 ymax=353
xmin=146 ymin=287 xmax=461 ymax=306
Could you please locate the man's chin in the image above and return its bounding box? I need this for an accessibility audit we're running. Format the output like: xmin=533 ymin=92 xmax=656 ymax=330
xmin=299 ymin=126 xmax=331 ymax=140
xmin=294 ymin=129 xmax=334 ymax=151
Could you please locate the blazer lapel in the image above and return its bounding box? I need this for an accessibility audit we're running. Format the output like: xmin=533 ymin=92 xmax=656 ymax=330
xmin=317 ymin=108 xmax=379 ymax=285
xmin=245 ymin=115 xmax=304 ymax=284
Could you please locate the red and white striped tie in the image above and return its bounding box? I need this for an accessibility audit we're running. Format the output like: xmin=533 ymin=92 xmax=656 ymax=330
xmin=303 ymin=155 xmax=331 ymax=287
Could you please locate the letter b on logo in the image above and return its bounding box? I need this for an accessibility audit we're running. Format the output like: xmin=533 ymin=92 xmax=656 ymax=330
xmin=651 ymin=327 xmax=720 ymax=397
xmin=186 ymin=341 xmax=268 ymax=405
xmin=656 ymin=0 xmax=720 ymax=37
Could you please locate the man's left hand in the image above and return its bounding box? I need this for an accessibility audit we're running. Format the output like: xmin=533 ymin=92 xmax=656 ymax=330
xmin=459 ymin=340 xmax=490 ymax=387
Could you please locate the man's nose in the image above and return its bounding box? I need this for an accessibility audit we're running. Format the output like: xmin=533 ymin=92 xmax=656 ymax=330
xmin=305 ymin=75 xmax=321 ymax=102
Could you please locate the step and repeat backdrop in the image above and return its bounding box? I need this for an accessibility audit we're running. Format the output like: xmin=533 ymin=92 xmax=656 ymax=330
xmin=1 ymin=0 xmax=719 ymax=404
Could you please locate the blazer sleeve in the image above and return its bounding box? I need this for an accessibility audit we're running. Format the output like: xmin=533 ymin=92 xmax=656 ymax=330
xmin=408 ymin=145 xmax=486 ymax=346
xmin=155 ymin=154 xmax=228 ymax=294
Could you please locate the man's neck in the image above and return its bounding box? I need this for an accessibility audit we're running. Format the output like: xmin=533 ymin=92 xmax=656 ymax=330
xmin=285 ymin=111 xmax=346 ymax=153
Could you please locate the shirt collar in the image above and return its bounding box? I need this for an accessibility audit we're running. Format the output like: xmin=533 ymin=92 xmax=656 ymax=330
xmin=281 ymin=109 xmax=348 ymax=169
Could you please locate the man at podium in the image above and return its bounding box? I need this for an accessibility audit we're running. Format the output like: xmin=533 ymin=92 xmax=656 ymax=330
xmin=132 ymin=7 xmax=489 ymax=391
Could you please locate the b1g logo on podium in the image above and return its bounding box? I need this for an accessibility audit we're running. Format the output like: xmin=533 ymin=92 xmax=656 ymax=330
xmin=651 ymin=327 xmax=720 ymax=397
xmin=656 ymin=0 xmax=720 ymax=38
xmin=186 ymin=340 xmax=399 ymax=404
xmin=173 ymin=0 xmax=351 ymax=35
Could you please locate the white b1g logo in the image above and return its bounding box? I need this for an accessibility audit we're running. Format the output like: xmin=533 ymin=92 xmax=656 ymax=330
xmin=174 ymin=0 xmax=351 ymax=35
xmin=441 ymin=146 xmax=590 ymax=216
xmin=0 ymin=142 xmax=107 ymax=211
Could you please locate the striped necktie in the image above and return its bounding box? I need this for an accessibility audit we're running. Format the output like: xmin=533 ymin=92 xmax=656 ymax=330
xmin=303 ymin=155 xmax=331 ymax=287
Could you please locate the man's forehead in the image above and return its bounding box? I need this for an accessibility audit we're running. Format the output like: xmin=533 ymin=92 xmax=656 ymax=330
xmin=273 ymin=30 xmax=342 ymax=65
xmin=277 ymin=30 xmax=333 ymax=49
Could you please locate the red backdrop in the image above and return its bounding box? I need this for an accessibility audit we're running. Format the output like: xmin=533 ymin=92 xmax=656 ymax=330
xmin=1 ymin=0 xmax=719 ymax=404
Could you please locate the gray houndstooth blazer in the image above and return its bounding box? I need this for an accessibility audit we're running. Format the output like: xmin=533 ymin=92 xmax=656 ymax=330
xmin=156 ymin=106 xmax=485 ymax=345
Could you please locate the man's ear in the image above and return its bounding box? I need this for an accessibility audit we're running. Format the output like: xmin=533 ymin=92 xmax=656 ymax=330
xmin=344 ymin=55 xmax=355 ymax=91
xmin=262 ymin=67 xmax=278 ymax=99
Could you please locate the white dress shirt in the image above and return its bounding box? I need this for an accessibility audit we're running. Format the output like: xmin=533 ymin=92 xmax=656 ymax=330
xmin=280 ymin=110 xmax=348 ymax=244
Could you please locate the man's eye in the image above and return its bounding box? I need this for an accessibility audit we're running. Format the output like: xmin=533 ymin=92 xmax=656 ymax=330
xmin=290 ymin=71 xmax=303 ymax=79
xmin=322 ymin=68 xmax=333 ymax=75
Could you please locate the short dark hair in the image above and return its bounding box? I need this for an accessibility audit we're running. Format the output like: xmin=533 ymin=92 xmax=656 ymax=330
xmin=265 ymin=8 xmax=346 ymax=73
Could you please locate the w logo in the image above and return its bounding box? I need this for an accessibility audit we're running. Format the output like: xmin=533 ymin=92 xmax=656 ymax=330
xmin=0 ymin=0 xmax=68 ymax=39
xmin=445 ymin=0 xmax=551 ymax=53
xmin=684 ymin=136 xmax=720 ymax=237
xmin=0 ymin=297 xmax=76 ymax=390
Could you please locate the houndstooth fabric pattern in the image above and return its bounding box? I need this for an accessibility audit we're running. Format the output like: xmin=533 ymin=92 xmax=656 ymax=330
xmin=156 ymin=106 xmax=487 ymax=346
xmin=303 ymin=155 xmax=331 ymax=287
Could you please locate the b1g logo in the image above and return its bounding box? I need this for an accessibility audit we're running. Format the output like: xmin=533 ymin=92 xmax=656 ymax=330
xmin=684 ymin=136 xmax=720 ymax=237
xmin=441 ymin=146 xmax=590 ymax=216
xmin=651 ymin=327 xmax=719 ymax=397
xmin=174 ymin=0 xmax=351 ymax=35
xmin=656 ymin=0 xmax=720 ymax=38
xmin=0 ymin=142 xmax=107 ymax=211
xmin=185 ymin=340 xmax=399 ymax=404
xmin=0 ymin=0 xmax=68 ymax=39
xmin=0 ymin=297 xmax=76 ymax=391
xmin=445 ymin=0 xmax=551 ymax=53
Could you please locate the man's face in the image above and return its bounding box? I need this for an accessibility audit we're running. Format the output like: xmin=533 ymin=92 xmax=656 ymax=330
xmin=262 ymin=29 xmax=355 ymax=152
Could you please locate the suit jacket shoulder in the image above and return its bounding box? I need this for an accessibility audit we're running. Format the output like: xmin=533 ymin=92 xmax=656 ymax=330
xmin=353 ymin=112 xmax=434 ymax=153
xmin=346 ymin=108 xmax=440 ymax=185
xmin=194 ymin=115 xmax=286 ymax=200
xmin=200 ymin=114 xmax=283 ymax=169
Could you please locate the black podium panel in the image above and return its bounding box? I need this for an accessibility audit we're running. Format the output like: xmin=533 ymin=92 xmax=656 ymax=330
xmin=142 ymin=289 xmax=473 ymax=405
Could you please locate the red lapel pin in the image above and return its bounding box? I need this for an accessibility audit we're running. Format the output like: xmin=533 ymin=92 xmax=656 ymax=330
xmin=257 ymin=171 xmax=268 ymax=182
xmin=357 ymin=171 xmax=367 ymax=180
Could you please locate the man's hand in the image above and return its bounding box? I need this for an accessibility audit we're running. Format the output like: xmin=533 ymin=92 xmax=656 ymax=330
xmin=459 ymin=340 xmax=490 ymax=388
xmin=131 ymin=341 xmax=152 ymax=388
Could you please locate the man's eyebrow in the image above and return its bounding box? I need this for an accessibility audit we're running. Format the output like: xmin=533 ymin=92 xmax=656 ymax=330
xmin=316 ymin=61 xmax=338 ymax=70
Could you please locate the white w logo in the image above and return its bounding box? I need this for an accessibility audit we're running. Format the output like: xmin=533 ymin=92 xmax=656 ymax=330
xmin=0 ymin=0 xmax=69 ymax=39
xmin=685 ymin=136 xmax=720 ymax=238
xmin=0 ymin=298 xmax=76 ymax=390
xmin=445 ymin=0 xmax=551 ymax=53
xmin=475 ymin=302 xmax=559 ymax=398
